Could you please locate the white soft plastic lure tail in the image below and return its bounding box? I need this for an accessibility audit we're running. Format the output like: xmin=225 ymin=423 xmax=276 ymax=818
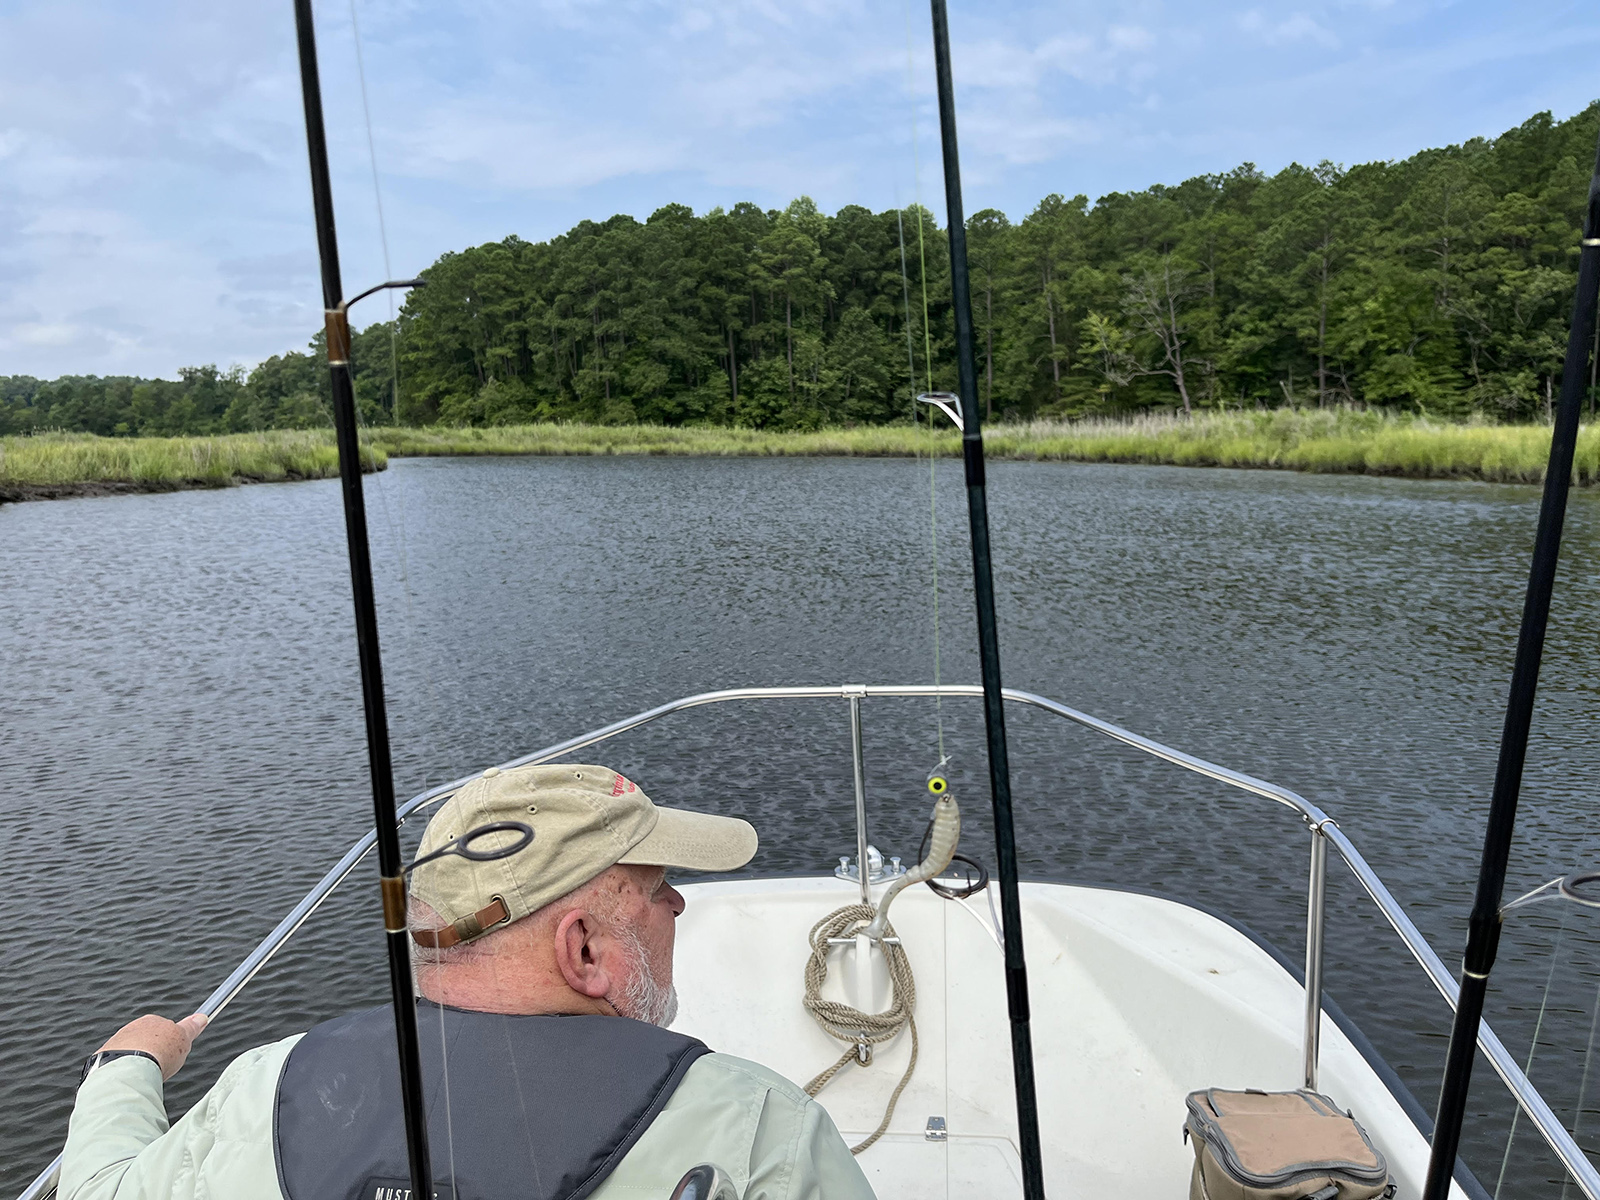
xmin=864 ymin=792 xmax=960 ymax=940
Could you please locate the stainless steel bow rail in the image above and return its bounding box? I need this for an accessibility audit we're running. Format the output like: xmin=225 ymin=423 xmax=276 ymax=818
xmin=19 ymin=685 xmax=1600 ymax=1200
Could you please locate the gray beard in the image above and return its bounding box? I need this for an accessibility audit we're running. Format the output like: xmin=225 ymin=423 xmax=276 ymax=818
xmin=612 ymin=926 xmax=679 ymax=1028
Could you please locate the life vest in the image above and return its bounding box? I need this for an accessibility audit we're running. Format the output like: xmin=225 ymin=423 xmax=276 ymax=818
xmin=274 ymin=1002 xmax=710 ymax=1200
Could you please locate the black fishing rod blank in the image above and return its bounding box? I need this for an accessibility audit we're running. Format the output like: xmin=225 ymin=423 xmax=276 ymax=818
xmin=291 ymin=1 xmax=433 ymax=1195
xmin=927 ymin=2 xmax=1047 ymax=1196
xmin=1421 ymin=127 xmax=1600 ymax=1200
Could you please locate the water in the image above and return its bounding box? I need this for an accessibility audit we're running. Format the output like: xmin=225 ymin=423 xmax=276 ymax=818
xmin=4 ymin=455 xmax=1600 ymax=1195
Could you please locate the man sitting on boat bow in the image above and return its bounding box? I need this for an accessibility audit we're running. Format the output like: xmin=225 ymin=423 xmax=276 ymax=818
xmin=60 ymin=764 xmax=876 ymax=1200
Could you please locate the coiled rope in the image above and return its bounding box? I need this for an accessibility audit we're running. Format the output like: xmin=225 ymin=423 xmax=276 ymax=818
xmin=801 ymin=903 xmax=919 ymax=1154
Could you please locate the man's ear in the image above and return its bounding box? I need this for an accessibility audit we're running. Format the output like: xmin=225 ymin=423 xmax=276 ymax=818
xmin=554 ymin=909 xmax=613 ymax=999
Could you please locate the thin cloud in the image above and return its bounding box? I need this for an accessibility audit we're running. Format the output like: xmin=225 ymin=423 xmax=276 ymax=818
xmin=397 ymin=108 xmax=690 ymax=191
xmin=1238 ymin=10 xmax=1341 ymax=49
xmin=1107 ymin=25 xmax=1155 ymax=52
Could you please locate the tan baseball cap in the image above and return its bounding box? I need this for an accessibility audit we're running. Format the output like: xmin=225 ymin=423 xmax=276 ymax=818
xmin=409 ymin=763 xmax=757 ymax=948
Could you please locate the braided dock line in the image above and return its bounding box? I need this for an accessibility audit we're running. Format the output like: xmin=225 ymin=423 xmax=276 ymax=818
xmin=801 ymin=903 xmax=919 ymax=1154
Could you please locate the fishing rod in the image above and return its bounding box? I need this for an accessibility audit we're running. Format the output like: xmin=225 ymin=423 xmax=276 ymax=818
xmin=291 ymin=1 xmax=433 ymax=1196
xmin=927 ymin=3 xmax=1047 ymax=1196
xmin=1421 ymin=126 xmax=1600 ymax=1200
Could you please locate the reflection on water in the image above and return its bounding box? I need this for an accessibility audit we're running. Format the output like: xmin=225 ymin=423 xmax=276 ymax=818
xmin=4 ymin=456 xmax=1600 ymax=1193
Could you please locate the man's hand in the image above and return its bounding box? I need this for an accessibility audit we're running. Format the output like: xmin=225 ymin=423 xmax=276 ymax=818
xmin=98 ymin=1013 xmax=209 ymax=1081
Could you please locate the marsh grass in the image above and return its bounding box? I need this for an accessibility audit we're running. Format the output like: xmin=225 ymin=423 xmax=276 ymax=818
xmin=367 ymin=423 xmax=955 ymax=459
xmin=986 ymin=409 xmax=1600 ymax=485
xmin=374 ymin=410 xmax=1600 ymax=485
xmin=0 ymin=429 xmax=383 ymax=496
xmin=6 ymin=411 xmax=1597 ymax=499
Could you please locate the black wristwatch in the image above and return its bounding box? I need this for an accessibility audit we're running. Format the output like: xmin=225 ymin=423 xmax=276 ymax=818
xmin=79 ymin=1050 xmax=161 ymax=1088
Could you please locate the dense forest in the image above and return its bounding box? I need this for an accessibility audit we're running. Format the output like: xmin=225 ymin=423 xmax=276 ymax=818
xmin=0 ymin=324 xmax=398 ymax=439
xmin=4 ymin=102 xmax=1598 ymax=437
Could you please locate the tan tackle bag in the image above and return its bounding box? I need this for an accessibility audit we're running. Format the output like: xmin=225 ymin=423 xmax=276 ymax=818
xmin=1184 ymin=1088 xmax=1394 ymax=1200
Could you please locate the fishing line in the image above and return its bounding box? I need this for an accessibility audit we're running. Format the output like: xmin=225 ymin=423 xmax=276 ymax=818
xmin=928 ymin=442 xmax=946 ymax=765
xmin=407 ymin=824 xmax=534 ymax=1196
xmin=296 ymin=3 xmax=432 ymax=793
xmin=799 ymin=32 xmax=967 ymax=1136
xmin=1560 ymin=970 xmax=1600 ymax=1200
xmin=496 ymin=939 xmax=548 ymax=1198
xmin=796 ymin=14 xmax=999 ymax=1167
xmin=350 ymin=0 xmax=407 ymax=429
xmin=343 ymin=0 xmax=453 ymax=798
xmin=346 ymin=6 xmax=462 ymax=1189
xmin=349 ymin=0 xmax=405 ymax=432
xmin=434 ymin=949 xmax=460 ymax=1196
xmin=901 ymin=0 xmax=945 ymax=766
xmin=897 ymin=209 xmax=916 ymax=423
xmin=1494 ymin=906 xmax=1567 ymax=1200
xmin=347 ymin=0 xmax=400 ymax=467
xmin=417 ymin=833 xmax=461 ymax=1198
xmin=903 ymin=0 xmax=934 ymax=396
xmin=349 ymin=0 xmax=392 ymax=300
xmin=914 ymin=225 xmax=933 ymax=395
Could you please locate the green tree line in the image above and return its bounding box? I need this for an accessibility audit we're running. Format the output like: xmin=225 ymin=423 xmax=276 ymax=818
xmin=0 ymin=324 xmax=397 ymax=438
xmin=5 ymin=102 xmax=1597 ymax=437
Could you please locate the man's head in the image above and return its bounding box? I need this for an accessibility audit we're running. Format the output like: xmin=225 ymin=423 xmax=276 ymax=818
xmin=407 ymin=764 xmax=757 ymax=1025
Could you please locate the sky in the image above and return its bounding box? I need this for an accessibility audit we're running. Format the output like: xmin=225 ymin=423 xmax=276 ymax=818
xmin=2 ymin=0 xmax=1598 ymax=381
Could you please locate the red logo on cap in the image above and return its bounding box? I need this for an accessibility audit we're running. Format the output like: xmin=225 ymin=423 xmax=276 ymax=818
xmin=611 ymin=775 xmax=637 ymax=796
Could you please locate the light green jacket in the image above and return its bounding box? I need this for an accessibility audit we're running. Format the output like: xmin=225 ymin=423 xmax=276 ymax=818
xmin=60 ymin=1037 xmax=875 ymax=1200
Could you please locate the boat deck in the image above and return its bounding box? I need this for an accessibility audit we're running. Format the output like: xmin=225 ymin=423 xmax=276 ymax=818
xmin=672 ymin=877 xmax=1454 ymax=1200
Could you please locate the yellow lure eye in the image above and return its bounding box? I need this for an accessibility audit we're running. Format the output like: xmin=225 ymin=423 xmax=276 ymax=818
xmin=927 ymin=776 xmax=948 ymax=794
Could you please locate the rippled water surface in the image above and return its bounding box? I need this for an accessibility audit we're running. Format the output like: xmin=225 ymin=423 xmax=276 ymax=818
xmin=5 ymin=456 xmax=1600 ymax=1195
